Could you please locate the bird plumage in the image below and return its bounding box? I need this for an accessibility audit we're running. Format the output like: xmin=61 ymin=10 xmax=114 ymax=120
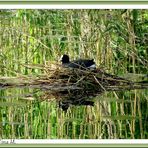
xmin=61 ymin=54 xmax=96 ymax=69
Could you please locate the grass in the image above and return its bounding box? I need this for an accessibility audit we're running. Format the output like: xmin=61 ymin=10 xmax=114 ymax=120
xmin=0 ymin=9 xmax=148 ymax=139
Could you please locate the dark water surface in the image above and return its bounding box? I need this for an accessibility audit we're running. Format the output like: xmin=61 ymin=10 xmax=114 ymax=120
xmin=0 ymin=86 xmax=147 ymax=139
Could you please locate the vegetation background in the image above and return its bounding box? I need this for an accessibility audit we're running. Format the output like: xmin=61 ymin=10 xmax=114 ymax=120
xmin=0 ymin=9 xmax=148 ymax=139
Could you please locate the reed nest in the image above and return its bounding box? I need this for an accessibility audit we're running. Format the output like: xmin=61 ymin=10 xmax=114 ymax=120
xmin=0 ymin=61 xmax=147 ymax=111
xmin=42 ymin=62 xmax=147 ymax=110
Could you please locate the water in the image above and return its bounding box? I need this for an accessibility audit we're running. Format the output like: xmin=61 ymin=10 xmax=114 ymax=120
xmin=0 ymin=86 xmax=147 ymax=139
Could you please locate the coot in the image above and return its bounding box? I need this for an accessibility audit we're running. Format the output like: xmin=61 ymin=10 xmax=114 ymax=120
xmin=61 ymin=54 xmax=96 ymax=69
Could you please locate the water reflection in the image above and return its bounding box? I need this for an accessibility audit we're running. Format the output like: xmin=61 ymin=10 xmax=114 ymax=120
xmin=0 ymin=86 xmax=147 ymax=139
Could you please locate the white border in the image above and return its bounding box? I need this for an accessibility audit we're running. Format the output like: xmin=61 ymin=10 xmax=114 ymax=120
xmin=0 ymin=4 xmax=148 ymax=144
xmin=0 ymin=5 xmax=148 ymax=9
xmin=1 ymin=139 xmax=148 ymax=144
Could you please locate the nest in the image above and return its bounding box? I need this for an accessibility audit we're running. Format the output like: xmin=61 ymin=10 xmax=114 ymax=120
xmin=40 ymin=61 xmax=135 ymax=111
xmin=0 ymin=61 xmax=147 ymax=111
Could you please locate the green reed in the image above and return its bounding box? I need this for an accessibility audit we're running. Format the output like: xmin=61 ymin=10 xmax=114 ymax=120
xmin=0 ymin=9 xmax=147 ymax=139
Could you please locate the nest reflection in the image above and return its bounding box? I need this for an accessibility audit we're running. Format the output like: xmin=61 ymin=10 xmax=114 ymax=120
xmin=41 ymin=62 xmax=137 ymax=111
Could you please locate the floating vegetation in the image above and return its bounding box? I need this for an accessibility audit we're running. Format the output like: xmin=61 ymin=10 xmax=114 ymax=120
xmin=43 ymin=62 xmax=148 ymax=110
xmin=1 ymin=62 xmax=147 ymax=111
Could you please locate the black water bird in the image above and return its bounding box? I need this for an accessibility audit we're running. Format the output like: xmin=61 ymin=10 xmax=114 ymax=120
xmin=61 ymin=54 xmax=96 ymax=69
